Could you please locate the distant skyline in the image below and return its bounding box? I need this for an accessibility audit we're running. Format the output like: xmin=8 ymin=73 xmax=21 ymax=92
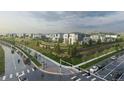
xmin=0 ymin=11 xmax=124 ymax=34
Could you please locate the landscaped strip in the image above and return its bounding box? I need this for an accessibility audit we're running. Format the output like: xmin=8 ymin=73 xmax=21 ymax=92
xmin=79 ymin=49 xmax=124 ymax=69
xmin=16 ymin=46 xmax=42 ymax=67
xmin=0 ymin=46 xmax=5 ymax=75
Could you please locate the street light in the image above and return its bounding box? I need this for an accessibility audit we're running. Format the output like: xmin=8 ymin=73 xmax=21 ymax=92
xmin=59 ymin=58 xmax=62 ymax=73
xmin=59 ymin=58 xmax=62 ymax=80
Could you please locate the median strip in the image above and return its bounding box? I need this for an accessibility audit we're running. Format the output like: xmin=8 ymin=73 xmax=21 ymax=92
xmin=0 ymin=45 xmax=5 ymax=75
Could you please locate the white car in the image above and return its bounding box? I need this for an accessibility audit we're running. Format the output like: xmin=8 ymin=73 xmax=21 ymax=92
xmin=111 ymin=56 xmax=117 ymax=60
xmin=89 ymin=66 xmax=99 ymax=73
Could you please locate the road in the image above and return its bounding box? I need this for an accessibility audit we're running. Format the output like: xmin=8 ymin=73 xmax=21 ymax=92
xmin=2 ymin=41 xmax=124 ymax=81
xmin=0 ymin=43 xmax=42 ymax=81
xmin=0 ymin=43 xmax=104 ymax=81
xmin=21 ymin=45 xmax=79 ymax=75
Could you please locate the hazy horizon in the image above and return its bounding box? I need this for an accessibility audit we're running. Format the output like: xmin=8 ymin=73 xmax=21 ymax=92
xmin=0 ymin=11 xmax=124 ymax=34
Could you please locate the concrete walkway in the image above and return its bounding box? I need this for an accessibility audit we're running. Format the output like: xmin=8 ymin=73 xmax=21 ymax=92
xmin=19 ymin=45 xmax=79 ymax=75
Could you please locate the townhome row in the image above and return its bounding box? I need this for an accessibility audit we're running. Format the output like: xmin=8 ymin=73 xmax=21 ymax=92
xmin=2 ymin=32 xmax=119 ymax=45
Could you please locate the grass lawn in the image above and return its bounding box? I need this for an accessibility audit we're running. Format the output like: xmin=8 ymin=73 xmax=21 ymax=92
xmin=80 ymin=49 xmax=124 ymax=69
xmin=1 ymin=37 xmax=124 ymax=69
xmin=0 ymin=46 xmax=5 ymax=75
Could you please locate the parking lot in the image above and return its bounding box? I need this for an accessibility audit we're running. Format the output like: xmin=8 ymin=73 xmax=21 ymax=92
xmin=90 ymin=51 xmax=124 ymax=81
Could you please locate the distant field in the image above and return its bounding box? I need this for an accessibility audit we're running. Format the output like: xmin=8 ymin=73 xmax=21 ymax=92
xmin=0 ymin=46 xmax=5 ymax=75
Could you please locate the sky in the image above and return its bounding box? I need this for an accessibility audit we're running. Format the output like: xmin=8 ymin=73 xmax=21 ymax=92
xmin=0 ymin=11 xmax=124 ymax=34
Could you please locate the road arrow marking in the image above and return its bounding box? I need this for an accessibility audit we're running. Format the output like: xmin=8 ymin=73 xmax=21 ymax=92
xmin=2 ymin=76 xmax=6 ymax=80
xmin=16 ymin=72 xmax=19 ymax=77
xmin=32 ymin=68 xmax=35 ymax=71
xmin=91 ymin=78 xmax=96 ymax=81
xmin=71 ymin=76 xmax=77 ymax=80
xmin=76 ymin=78 xmax=81 ymax=81
xmin=27 ymin=69 xmax=30 ymax=73
xmin=10 ymin=74 xmax=13 ymax=79
xmin=22 ymin=71 xmax=25 ymax=75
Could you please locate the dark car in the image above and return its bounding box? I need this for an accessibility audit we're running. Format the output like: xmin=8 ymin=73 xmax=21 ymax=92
xmin=11 ymin=50 xmax=14 ymax=54
xmin=23 ymin=58 xmax=31 ymax=65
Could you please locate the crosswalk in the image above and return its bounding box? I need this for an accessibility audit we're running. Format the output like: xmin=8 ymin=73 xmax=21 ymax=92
xmin=70 ymin=73 xmax=98 ymax=81
xmin=0 ymin=68 xmax=36 ymax=81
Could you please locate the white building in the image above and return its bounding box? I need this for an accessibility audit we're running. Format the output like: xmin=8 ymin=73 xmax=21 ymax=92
xmin=63 ymin=34 xmax=69 ymax=44
xmin=82 ymin=37 xmax=91 ymax=44
xmin=63 ymin=33 xmax=78 ymax=45
xmin=63 ymin=33 xmax=90 ymax=45
xmin=45 ymin=33 xmax=63 ymax=42
xmin=32 ymin=33 xmax=45 ymax=39
xmin=90 ymin=33 xmax=118 ymax=43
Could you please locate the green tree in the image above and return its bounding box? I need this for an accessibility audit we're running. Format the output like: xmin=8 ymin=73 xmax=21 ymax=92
xmin=36 ymin=41 xmax=40 ymax=46
xmin=88 ymin=39 xmax=93 ymax=46
xmin=97 ymin=39 xmax=101 ymax=44
xmin=68 ymin=44 xmax=77 ymax=58
xmin=54 ymin=42 xmax=61 ymax=54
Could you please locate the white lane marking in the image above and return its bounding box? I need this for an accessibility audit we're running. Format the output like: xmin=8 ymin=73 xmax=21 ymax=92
xmin=16 ymin=72 xmax=19 ymax=77
xmin=12 ymin=55 xmax=17 ymax=70
xmin=86 ymin=76 xmax=91 ymax=79
xmin=2 ymin=76 xmax=6 ymax=80
xmin=71 ymin=76 xmax=77 ymax=80
xmin=22 ymin=71 xmax=25 ymax=75
xmin=117 ymin=73 xmax=124 ymax=81
xmin=91 ymin=78 xmax=96 ymax=81
xmin=27 ymin=69 xmax=30 ymax=73
xmin=10 ymin=74 xmax=13 ymax=79
xmin=76 ymin=78 xmax=81 ymax=81
xmin=103 ymin=61 xmax=123 ymax=78
xmin=68 ymin=69 xmax=75 ymax=74
xmin=96 ymin=61 xmax=114 ymax=74
xmin=32 ymin=68 xmax=35 ymax=71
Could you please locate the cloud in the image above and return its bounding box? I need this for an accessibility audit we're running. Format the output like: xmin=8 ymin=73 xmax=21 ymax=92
xmin=0 ymin=11 xmax=124 ymax=33
xmin=27 ymin=11 xmax=124 ymax=27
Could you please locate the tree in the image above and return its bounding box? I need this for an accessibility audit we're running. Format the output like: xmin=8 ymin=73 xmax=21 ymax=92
xmin=115 ymin=44 xmax=120 ymax=51
xmin=88 ymin=39 xmax=93 ymax=46
xmin=97 ymin=39 xmax=101 ymax=44
xmin=54 ymin=42 xmax=61 ymax=54
xmin=68 ymin=44 xmax=77 ymax=58
xmin=36 ymin=41 xmax=40 ymax=46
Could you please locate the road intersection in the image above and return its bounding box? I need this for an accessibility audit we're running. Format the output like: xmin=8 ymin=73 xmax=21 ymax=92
xmin=1 ymin=41 xmax=124 ymax=81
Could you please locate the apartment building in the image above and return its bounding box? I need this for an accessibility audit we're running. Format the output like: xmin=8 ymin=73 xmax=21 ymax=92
xmin=63 ymin=32 xmax=90 ymax=45
xmin=45 ymin=33 xmax=63 ymax=42
xmin=90 ymin=33 xmax=118 ymax=43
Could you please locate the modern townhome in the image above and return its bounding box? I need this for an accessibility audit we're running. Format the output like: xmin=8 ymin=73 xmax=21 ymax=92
xmin=90 ymin=33 xmax=119 ymax=43
xmin=16 ymin=33 xmax=30 ymax=38
xmin=45 ymin=33 xmax=63 ymax=42
xmin=63 ymin=32 xmax=90 ymax=45
xmin=32 ymin=33 xmax=45 ymax=39
xmin=6 ymin=33 xmax=18 ymax=38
